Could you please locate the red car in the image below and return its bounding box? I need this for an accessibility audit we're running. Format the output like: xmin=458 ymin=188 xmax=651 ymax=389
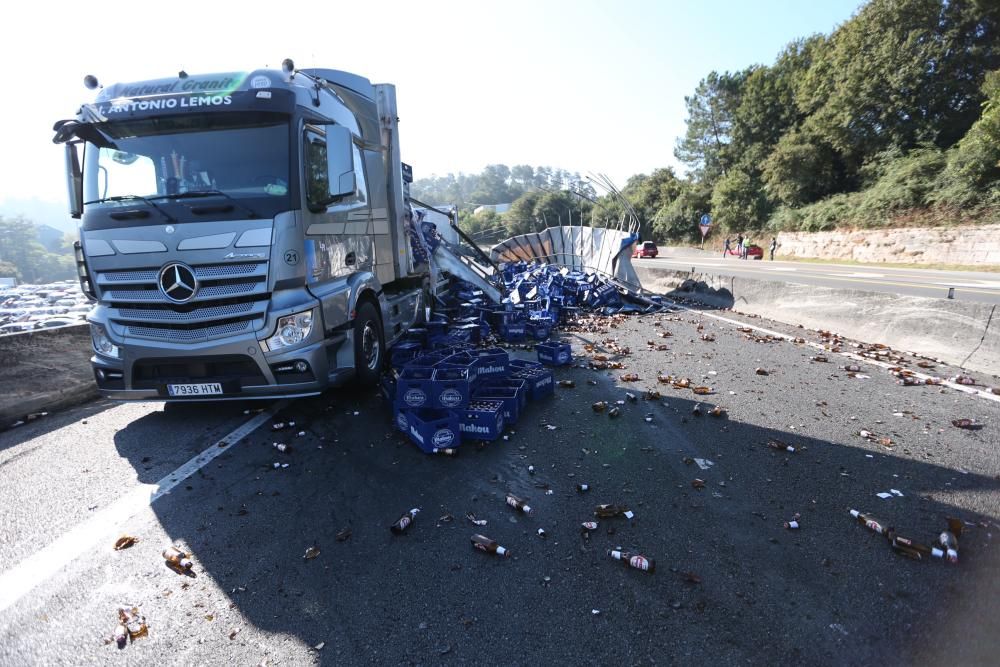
xmin=746 ymin=244 xmax=764 ymax=260
xmin=633 ymin=241 xmax=659 ymax=258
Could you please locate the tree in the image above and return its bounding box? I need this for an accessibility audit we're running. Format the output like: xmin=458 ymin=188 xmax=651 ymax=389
xmin=652 ymin=182 xmax=712 ymax=243
xmin=761 ymin=128 xmax=840 ymax=207
xmin=934 ymin=69 xmax=1000 ymax=207
xmin=711 ymin=168 xmax=770 ymax=232
xmin=674 ymin=70 xmax=749 ymax=182
xmin=0 ymin=215 xmax=75 ymax=283
xmin=797 ymin=0 xmax=1000 ymax=172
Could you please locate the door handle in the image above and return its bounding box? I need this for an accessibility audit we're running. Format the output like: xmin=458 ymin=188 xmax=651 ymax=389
xmin=345 ymin=252 xmax=356 ymax=266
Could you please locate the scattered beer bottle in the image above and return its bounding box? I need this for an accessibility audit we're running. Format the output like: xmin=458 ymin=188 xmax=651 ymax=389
xmin=607 ymin=548 xmax=655 ymax=573
xmin=849 ymin=509 xmax=888 ymax=536
xmin=558 ymin=380 xmax=576 ymax=388
xmin=433 ymin=447 xmax=459 ymax=456
xmin=162 ymin=546 xmax=193 ymax=571
xmin=390 ymin=508 xmax=420 ymax=534
xmin=691 ymin=403 xmax=702 ymax=416
xmin=937 ymin=531 xmax=959 ymax=563
xmin=768 ymin=439 xmax=795 ymax=453
xmin=592 ymin=401 xmax=608 ymax=413
xmin=844 ymin=364 xmax=862 ymax=372
xmin=471 ymin=533 xmax=509 ymax=557
xmin=505 ymin=493 xmax=533 ymax=516
xmin=889 ymin=532 xmax=943 ymax=559
xmin=594 ymin=504 xmax=634 ymax=519
xmin=581 ymin=521 xmax=599 ymax=532
xmin=608 ymin=406 xmax=622 ymax=418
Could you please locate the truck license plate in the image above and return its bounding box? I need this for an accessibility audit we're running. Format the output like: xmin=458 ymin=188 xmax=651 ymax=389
xmin=167 ymin=383 xmax=224 ymax=397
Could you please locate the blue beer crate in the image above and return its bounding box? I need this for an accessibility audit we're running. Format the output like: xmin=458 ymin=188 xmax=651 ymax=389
xmin=455 ymin=399 xmax=506 ymax=441
xmin=396 ymin=367 xmax=435 ymax=408
xmin=393 ymin=402 xmax=411 ymax=433
xmin=511 ymin=367 xmax=555 ymax=400
xmin=526 ymin=320 xmax=552 ymax=340
xmin=499 ymin=322 xmax=527 ymax=342
xmin=391 ymin=341 xmax=424 ymax=369
xmin=510 ymin=358 xmax=543 ymax=372
xmin=469 ymin=348 xmax=510 ymax=381
xmin=473 ymin=382 xmax=523 ymax=425
xmin=449 ymin=322 xmax=482 ymax=344
xmin=405 ymin=351 xmax=451 ymax=369
xmin=537 ymin=341 xmax=572 ymax=366
xmin=403 ymin=408 xmax=461 ymax=454
xmin=430 ymin=366 xmax=475 ymax=409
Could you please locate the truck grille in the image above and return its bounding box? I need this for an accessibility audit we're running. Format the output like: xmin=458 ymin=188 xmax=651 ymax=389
xmin=131 ymin=355 xmax=267 ymax=389
xmin=95 ymin=261 xmax=270 ymax=343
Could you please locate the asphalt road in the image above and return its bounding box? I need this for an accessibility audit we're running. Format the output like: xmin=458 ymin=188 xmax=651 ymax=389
xmin=1 ymin=303 xmax=999 ymax=665
xmin=642 ymin=253 xmax=1000 ymax=304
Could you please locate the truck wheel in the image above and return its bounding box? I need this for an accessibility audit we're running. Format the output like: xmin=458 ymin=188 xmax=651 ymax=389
xmin=353 ymin=301 xmax=384 ymax=387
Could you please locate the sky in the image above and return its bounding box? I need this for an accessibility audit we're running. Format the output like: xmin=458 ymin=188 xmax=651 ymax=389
xmin=0 ymin=0 xmax=863 ymax=226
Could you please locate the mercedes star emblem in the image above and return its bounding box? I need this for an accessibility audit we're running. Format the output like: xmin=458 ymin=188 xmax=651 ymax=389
xmin=158 ymin=263 xmax=198 ymax=303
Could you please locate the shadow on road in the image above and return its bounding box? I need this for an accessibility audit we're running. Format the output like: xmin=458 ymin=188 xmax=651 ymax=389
xmin=106 ymin=366 xmax=1000 ymax=664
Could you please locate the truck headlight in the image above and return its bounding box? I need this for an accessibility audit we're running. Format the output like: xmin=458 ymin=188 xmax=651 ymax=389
xmin=265 ymin=310 xmax=314 ymax=351
xmin=91 ymin=324 xmax=120 ymax=358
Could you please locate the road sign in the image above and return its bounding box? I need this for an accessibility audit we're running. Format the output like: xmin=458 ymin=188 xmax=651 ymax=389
xmin=699 ymin=213 xmax=711 ymax=239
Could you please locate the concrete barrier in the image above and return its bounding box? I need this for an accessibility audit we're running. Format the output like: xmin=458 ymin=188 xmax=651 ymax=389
xmin=0 ymin=325 xmax=97 ymax=428
xmin=636 ymin=265 xmax=1000 ymax=378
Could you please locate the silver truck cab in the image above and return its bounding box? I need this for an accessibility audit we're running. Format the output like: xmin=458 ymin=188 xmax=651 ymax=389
xmin=54 ymin=63 xmax=428 ymax=401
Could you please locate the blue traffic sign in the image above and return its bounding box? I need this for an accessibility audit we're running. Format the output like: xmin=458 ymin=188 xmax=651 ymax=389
xmin=700 ymin=214 xmax=711 ymax=228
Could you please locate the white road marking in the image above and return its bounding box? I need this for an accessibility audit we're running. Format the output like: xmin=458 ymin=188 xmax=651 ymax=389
xmin=843 ymin=272 xmax=885 ymax=278
xmin=767 ymin=267 xmax=799 ymax=272
xmin=667 ymin=304 xmax=1000 ymax=405
xmin=931 ymin=281 xmax=1000 ymax=288
xmin=0 ymin=405 xmax=282 ymax=615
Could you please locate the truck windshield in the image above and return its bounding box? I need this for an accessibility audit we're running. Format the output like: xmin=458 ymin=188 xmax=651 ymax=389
xmin=83 ymin=112 xmax=289 ymax=210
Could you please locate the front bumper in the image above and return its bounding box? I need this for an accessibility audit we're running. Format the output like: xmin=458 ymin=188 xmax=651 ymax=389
xmin=91 ymin=330 xmax=352 ymax=401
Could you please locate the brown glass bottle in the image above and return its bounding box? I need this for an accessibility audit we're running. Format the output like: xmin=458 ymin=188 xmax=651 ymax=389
xmin=607 ymin=548 xmax=655 ymax=573
xmin=471 ymin=533 xmax=509 ymax=557
xmin=162 ymin=546 xmax=192 ymax=570
xmin=390 ymin=508 xmax=420 ymax=534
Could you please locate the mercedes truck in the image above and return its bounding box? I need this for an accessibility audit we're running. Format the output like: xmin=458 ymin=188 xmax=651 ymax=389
xmin=53 ymin=61 xmax=497 ymax=401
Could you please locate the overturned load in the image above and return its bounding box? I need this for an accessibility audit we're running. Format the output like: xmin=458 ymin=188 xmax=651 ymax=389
xmin=490 ymin=225 xmax=642 ymax=291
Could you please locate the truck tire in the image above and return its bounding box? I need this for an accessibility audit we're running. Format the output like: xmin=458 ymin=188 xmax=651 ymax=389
xmin=353 ymin=301 xmax=384 ymax=387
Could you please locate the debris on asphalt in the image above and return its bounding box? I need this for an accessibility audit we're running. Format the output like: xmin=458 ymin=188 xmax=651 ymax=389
xmin=303 ymin=546 xmax=321 ymax=560
xmin=691 ymin=479 xmax=706 ymax=489
xmin=851 ymin=509 xmax=961 ymax=563
xmin=607 ymin=547 xmax=655 ymax=573
xmin=505 ymin=493 xmax=534 ymax=515
xmin=582 ymin=521 xmax=599 ymax=533
xmin=229 ymin=627 xmax=241 ymax=640
xmin=951 ymin=375 xmax=977 ymax=386
xmin=471 ymin=533 xmax=510 ymax=557
xmin=466 ymin=512 xmax=488 ymax=526
xmin=594 ymin=504 xmax=634 ymax=519
xmin=273 ymin=442 xmax=291 ymax=453
xmin=162 ymin=546 xmax=193 ymax=572
xmin=335 ymin=527 xmax=352 ymax=542
xmin=951 ymin=418 xmax=978 ymax=429
xmin=693 ymin=458 xmax=714 ymax=470
xmin=117 ymin=605 xmax=147 ymax=643
xmin=576 ymin=483 xmax=590 ymax=492
xmin=691 ymin=403 xmax=702 ymax=416
xmin=114 ymin=535 xmax=138 ymax=551
xmin=537 ymin=527 xmax=547 ymax=538
xmin=390 ymin=508 xmax=420 ymax=534
xmin=755 ymin=368 xmax=769 ymax=376
xmin=767 ymin=439 xmax=796 ymax=453
xmin=784 ymin=514 xmax=801 ymax=529
xmin=709 ymin=405 xmax=726 ymax=418
xmin=608 ymin=407 xmax=622 ymax=418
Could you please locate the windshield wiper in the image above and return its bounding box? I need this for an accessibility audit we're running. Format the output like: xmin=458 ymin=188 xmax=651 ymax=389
xmin=151 ymin=190 xmax=258 ymax=219
xmin=82 ymin=195 xmax=177 ymax=222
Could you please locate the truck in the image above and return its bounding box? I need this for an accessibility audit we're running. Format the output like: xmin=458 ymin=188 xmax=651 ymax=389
xmin=53 ymin=60 xmax=498 ymax=401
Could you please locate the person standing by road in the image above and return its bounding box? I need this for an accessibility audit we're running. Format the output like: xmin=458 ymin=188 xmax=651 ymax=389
xmin=769 ymin=237 xmax=778 ymax=261
xmin=723 ymin=237 xmax=731 ymax=258
xmin=742 ymin=234 xmax=751 ymax=260
xmin=736 ymin=234 xmax=744 ymax=259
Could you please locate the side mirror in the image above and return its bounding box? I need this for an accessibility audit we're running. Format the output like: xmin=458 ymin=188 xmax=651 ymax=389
xmin=324 ymin=125 xmax=356 ymax=198
xmin=64 ymin=142 xmax=84 ymax=218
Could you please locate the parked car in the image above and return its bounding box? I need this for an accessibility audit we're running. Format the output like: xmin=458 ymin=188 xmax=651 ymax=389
xmin=633 ymin=241 xmax=659 ymax=259
xmin=746 ymin=244 xmax=764 ymax=260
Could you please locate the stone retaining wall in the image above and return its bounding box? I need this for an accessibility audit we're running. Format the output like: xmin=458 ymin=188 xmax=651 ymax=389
xmin=776 ymin=224 xmax=1000 ymax=266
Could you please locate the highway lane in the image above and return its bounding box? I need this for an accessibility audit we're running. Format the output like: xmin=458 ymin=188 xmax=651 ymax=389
xmin=1 ymin=304 xmax=998 ymax=664
xmin=641 ymin=254 xmax=1000 ymax=304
